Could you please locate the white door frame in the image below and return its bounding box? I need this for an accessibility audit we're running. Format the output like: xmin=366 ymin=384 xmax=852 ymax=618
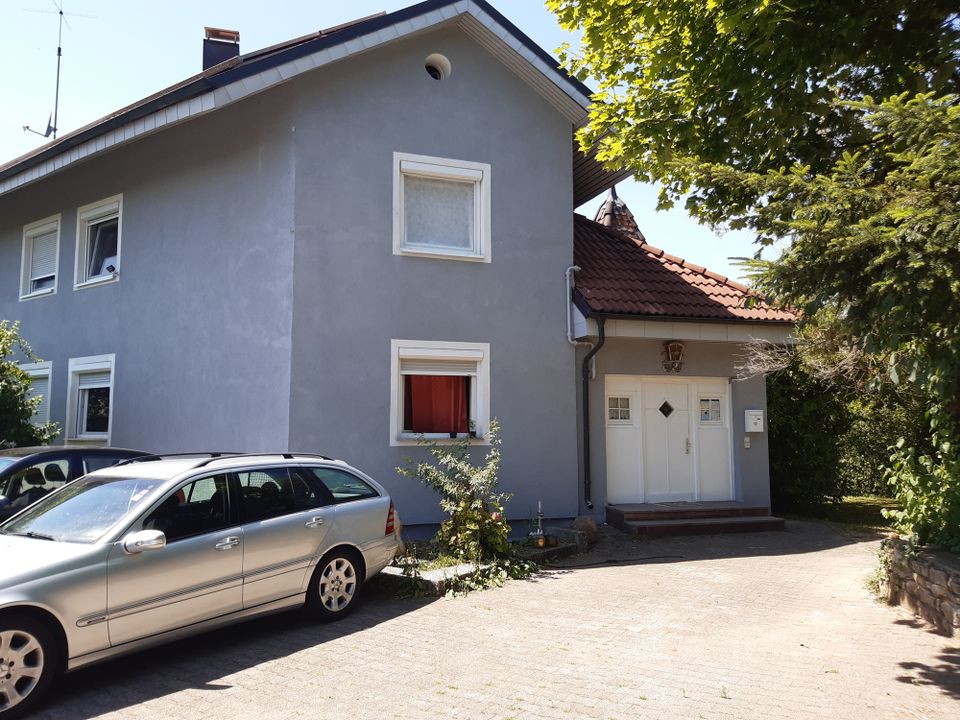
xmin=605 ymin=374 xmax=735 ymax=504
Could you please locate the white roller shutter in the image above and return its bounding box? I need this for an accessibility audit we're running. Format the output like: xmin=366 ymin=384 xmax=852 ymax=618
xmin=28 ymin=374 xmax=50 ymax=423
xmin=399 ymin=358 xmax=478 ymax=376
xmin=77 ymin=370 xmax=111 ymax=389
xmin=30 ymin=231 xmax=57 ymax=282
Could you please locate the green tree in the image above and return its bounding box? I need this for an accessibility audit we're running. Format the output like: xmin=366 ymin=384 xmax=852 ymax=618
xmin=0 ymin=321 xmax=59 ymax=447
xmin=550 ymin=1 xmax=960 ymax=547
xmin=548 ymin=0 xmax=959 ymax=213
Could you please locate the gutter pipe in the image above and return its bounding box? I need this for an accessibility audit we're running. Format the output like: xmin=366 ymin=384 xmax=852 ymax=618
xmin=580 ymin=317 xmax=606 ymax=511
xmin=564 ymin=265 xmax=581 ymax=345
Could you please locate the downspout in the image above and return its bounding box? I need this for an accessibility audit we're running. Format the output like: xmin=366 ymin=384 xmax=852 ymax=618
xmin=565 ymin=265 xmax=581 ymax=345
xmin=581 ymin=317 xmax=606 ymax=511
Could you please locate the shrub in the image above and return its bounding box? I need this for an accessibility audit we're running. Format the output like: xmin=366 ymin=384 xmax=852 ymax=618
xmin=0 ymin=321 xmax=59 ymax=447
xmin=766 ymin=361 xmax=851 ymax=512
xmin=396 ymin=420 xmax=535 ymax=589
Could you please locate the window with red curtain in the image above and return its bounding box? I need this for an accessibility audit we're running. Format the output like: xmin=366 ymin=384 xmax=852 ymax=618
xmin=403 ymin=375 xmax=470 ymax=434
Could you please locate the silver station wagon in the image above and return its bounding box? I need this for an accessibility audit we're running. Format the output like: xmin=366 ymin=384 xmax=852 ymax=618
xmin=0 ymin=453 xmax=401 ymax=718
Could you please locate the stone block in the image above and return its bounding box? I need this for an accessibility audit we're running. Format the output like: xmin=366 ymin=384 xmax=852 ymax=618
xmin=928 ymin=582 xmax=948 ymax=599
xmin=571 ymin=515 xmax=599 ymax=545
xmin=927 ymin=567 xmax=949 ymax=586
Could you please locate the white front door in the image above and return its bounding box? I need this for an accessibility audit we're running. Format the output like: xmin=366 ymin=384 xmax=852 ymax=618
xmin=605 ymin=376 xmax=733 ymax=504
xmin=642 ymin=381 xmax=694 ymax=501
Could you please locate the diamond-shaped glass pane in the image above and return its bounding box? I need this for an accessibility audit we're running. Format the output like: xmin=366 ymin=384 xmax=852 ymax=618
xmin=658 ymin=401 xmax=674 ymax=418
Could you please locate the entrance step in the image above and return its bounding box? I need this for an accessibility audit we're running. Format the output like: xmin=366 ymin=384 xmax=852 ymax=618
xmin=616 ymin=515 xmax=785 ymax=538
xmin=606 ymin=502 xmax=785 ymax=537
xmin=607 ymin=502 xmax=770 ymax=524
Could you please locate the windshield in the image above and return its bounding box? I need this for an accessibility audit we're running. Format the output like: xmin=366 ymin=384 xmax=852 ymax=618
xmin=0 ymin=475 xmax=166 ymax=543
xmin=0 ymin=458 xmax=15 ymax=473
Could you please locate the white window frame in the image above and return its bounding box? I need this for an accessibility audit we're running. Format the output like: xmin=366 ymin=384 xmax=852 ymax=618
xmin=74 ymin=194 xmax=122 ymax=289
xmin=19 ymin=214 xmax=61 ymax=301
xmin=606 ymin=394 xmax=634 ymax=426
xmin=390 ymin=339 xmax=490 ymax=446
xmin=66 ymin=354 xmax=115 ymax=445
xmin=20 ymin=361 xmax=52 ymax=424
xmin=392 ymin=152 xmax=491 ymax=263
xmin=698 ymin=396 xmax=723 ymax=426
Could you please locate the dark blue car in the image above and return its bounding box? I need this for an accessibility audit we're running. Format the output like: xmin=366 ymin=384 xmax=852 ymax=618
xmin=0 ymin=446 xmax=149 ymax=521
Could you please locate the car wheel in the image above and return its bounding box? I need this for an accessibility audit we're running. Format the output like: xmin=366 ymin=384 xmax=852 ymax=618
xmin=0 ymin=614 xmax=58 ymax=719
xmin=306 ymin=549 xmax=363 ymax=621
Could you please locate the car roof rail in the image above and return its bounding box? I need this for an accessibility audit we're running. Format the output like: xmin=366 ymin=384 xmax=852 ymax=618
xmin=114 ymin=452 xmax=240 ymax=467
xmin=190 ymin=452 xmax=333 ymax=470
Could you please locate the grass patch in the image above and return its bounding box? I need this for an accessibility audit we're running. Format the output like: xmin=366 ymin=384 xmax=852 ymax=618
xmin=787 ymin=494 xmax=900 ymax=532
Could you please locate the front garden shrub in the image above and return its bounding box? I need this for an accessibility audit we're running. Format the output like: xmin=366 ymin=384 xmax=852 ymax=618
xmin=396 ymin=419 xmax=535 ymax=589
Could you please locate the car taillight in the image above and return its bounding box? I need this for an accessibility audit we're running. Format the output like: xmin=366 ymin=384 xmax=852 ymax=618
xmin=385 ymin=500 xmax=396 ymax=535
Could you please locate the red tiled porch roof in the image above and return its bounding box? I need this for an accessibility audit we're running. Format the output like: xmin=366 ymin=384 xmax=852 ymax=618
xmin=573 ymin=214 xmax=796 ymax=323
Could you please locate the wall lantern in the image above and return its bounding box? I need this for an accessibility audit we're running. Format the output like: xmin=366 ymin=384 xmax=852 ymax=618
xmin=662 ymin=341 xmax=685 ymax=373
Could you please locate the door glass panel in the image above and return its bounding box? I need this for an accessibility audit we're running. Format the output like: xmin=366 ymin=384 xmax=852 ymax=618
xmin=237 ymin=467 xmax=295 ymax=521
xmin=142 ymin=474 xmax=231 ymax=542
xmin=658 ymin=400 xmax=674 ymax=418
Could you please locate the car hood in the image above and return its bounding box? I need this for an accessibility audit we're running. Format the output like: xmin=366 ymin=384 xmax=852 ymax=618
xmin=0 ymin=534 xmax=104 ymax=589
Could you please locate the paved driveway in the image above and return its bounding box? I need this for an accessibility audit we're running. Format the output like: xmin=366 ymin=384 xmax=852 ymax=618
xmin=38 ymin=521 xmax=958 ymax=719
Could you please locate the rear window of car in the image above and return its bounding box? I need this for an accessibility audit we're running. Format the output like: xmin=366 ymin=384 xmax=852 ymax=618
xmin=83 ymin=455 xmax=127 ymax=474
xmin=307 ymin=467 xmax=378 ymax=502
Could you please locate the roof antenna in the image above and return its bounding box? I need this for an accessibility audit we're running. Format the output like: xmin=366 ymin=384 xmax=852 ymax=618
xmin=22 ymin=1 xmax=95 ymax=140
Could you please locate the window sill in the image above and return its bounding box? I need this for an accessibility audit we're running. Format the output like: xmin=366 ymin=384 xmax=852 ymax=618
xmin=392 ymin=432 xmax=488 ymax=447
xmin=395 ymin=246 xmax=490 ymax=263
xmin=19 ymin=288 xmax=57 ymax=302
xmin=74 ymin=274 xmax=119 ymax=291
xmin=66 ymin=436 xmax=108 ymax=447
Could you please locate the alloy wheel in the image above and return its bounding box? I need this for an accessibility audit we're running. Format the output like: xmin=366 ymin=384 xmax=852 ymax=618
xmin=318 ymin=557 xmax=357 ymax=612
xmin=0 ymin=629 xmax=45 ymax=713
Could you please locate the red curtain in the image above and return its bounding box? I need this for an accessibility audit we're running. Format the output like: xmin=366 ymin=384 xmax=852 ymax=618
xmin=404 ymin=375 xmax=469 ymax=433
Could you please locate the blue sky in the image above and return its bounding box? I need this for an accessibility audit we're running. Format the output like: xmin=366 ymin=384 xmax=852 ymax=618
xmin=1 ymin=0 xmax=761 ymax=280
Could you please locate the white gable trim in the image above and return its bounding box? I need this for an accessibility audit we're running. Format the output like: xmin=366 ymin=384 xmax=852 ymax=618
xmin=0 ymin=1 xmax=589 ymax=198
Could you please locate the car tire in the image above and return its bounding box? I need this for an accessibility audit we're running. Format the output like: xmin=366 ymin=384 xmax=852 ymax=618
xmin=0 ymin=613 xmax=59 ymax=719
xmin=306 ymin=548 xmax=364 ymax=621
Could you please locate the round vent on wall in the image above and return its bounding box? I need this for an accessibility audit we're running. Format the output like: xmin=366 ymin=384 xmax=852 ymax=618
xmin=424 ymin=53 xmax=451 ymax=81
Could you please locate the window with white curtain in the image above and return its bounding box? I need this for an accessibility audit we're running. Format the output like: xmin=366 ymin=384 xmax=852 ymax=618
xmin=20 ymin=216 xmax=60 ymax=300
xmin=393 ymin=153 xmax=490 ymax=262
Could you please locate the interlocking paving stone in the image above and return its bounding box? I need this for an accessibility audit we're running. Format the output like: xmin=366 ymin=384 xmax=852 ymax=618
xmin=36 ymin=521 xmax=958 ymax=719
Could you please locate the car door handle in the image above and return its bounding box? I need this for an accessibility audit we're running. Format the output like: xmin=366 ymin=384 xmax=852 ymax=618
xmin=305 ymin=516 xmax=324 ymax=528
xmin=215 ymin=536 xmax=240 ymax=551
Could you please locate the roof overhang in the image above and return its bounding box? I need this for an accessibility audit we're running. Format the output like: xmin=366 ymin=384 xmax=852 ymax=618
xmin=0 ymin=0 xmax=623 ymax=204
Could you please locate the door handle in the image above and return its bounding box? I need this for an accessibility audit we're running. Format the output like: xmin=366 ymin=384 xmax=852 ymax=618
xmin=305 ymin=516 xmax=324 ymax=528
xmin=215 ymin=536 xmax=240 ymax=551
xmin=685 ymin=438 xmax=691 ymax=454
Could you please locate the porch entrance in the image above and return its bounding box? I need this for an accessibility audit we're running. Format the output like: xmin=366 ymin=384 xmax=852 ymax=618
xmin=605 ymin=376 xmax=733 ymax=504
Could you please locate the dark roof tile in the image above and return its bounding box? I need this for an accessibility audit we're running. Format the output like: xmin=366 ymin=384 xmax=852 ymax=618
xmin=573 ymin=214 xmax=796 ymax=323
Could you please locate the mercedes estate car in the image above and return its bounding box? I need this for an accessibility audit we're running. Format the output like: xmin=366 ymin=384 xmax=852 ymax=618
xmin=0 ymin=453 xmax=401 ymax=718
xmin=0 ymin=447 xmax=149 ymax=522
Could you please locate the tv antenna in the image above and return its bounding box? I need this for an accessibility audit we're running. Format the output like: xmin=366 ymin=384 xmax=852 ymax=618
xmin=22 ymin=1 xmax=95 ymax=140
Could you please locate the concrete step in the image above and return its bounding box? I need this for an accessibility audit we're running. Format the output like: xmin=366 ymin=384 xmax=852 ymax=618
xmin=607 ymin=504 xmax=771 ymax=523
xmin=618 ymin=515 xmax=786 ymax=538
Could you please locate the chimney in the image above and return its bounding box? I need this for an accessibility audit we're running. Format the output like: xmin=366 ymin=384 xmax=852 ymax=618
xmin=203 ymin=27 xmax=240 ymax=70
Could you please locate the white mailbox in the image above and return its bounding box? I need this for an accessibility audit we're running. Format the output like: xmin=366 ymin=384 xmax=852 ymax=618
xmin=745 ymin=409 xmax=765 ymax=433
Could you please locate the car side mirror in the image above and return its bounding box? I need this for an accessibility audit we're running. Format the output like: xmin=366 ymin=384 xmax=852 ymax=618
xmin=123 ymin=529 xmax=167 ymax=554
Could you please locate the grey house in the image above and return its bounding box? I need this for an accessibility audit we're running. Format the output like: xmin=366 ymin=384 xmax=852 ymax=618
xmin=0 ymin=0 xmax=792 ymax=529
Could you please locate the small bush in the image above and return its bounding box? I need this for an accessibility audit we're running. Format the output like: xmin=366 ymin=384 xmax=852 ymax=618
xmin=396 ymin=420 xmax=535 ymax=590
